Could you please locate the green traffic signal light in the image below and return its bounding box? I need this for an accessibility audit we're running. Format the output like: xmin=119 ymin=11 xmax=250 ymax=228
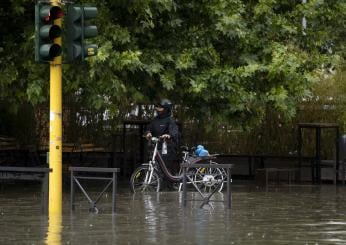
xmin=35 ymin=4 xmax=63 ymax=63
xmin=66 ymin=5 xmax=98 ymax=62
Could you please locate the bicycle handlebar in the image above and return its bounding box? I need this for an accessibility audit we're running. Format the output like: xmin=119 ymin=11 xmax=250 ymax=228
xmin=146 ymin=136 xmax=170 ymax=143
xmin=151 ymin=137 xmax=160 ymax=143
xmin=147 ymin=137 xmax=219 ymax=157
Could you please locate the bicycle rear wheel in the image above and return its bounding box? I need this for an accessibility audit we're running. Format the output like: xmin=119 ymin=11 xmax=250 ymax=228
xmin=210 ymin=161 xmax=228 ymax=182
xmin=130 ymin=166 xmax=161 ymax=193
xmin=193 ymin=167 xmax=224 ymax=193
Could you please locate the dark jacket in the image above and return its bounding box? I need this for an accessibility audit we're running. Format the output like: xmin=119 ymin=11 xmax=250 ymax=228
xmin=147 ymin=113 xmax=179 ymax=156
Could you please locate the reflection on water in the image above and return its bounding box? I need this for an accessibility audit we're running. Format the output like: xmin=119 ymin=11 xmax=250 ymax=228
xmin=1 ymin=184 xmax=346 ymax=244
xmin=46 ymin=214 xmax=62 ymax=245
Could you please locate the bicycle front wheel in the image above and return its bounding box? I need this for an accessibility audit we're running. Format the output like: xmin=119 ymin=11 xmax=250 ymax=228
xmin=130 ymin=166 xmax=161 ymax=193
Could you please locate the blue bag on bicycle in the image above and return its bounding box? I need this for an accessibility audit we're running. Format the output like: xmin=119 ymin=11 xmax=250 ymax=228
xmin=195 ymin=145 xmax=209 ymax=157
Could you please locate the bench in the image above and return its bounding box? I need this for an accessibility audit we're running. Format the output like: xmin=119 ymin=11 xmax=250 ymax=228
xmin=319 ymin=160 xmax=345 ymax=183
xmin=217 ymin=154 xmax=314 ymax=182
xmin=255 ymin=168 xmax=297 ymax=188
xmin=0 ymin=136 xmax=20 ymax=165
xmin=0 ymin=136 xmax=42 ymax=166
xmin=73 ymin=143 xmax=112 ymax=168
xmin=0 ymin=136 xmax=18 ymax=150
xmin=39 ymin=142 xmax=113 ymax=174
xmin=0 ymin=166 xmax=51 ymax=214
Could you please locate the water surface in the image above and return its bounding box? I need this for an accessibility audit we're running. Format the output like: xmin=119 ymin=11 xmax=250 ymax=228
xmin=1 ymin=184 xmax=346 ymax=244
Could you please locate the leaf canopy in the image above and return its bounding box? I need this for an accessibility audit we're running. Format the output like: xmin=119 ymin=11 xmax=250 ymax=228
xmin=0 ymin=0 xmax=345 ymax=128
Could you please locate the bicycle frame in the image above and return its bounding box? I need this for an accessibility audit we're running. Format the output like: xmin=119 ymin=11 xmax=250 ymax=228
xmin=143 ymin=137 xmax=182 ymax=186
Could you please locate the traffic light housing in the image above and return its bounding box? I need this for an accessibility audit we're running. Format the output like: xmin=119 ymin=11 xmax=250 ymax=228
xmin=67 ymin=5 xmax=98 ymax=62
xmin=35 ymin=3 xmax=63 ymax=63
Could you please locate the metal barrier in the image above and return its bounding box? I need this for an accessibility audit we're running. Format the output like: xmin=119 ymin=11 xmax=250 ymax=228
xmin=0 ymin=166 xmax=51 ymax=214
xmin=69 ymin=167 xmax=120 ymax=213
xmin=181 ymin=163 xmax=233 ymax=209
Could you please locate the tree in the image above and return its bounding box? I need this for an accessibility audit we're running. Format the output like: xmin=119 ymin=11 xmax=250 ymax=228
xmin=0 ymin=0 xmax=345 ymax=129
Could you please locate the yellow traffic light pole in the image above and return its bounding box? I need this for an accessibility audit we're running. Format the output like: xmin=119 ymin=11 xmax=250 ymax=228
xmin=49 ymin=0 xmax=62 ymax=215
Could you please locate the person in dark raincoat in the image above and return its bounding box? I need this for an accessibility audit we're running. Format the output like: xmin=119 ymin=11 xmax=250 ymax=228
xmin=145 ymin=99 xmax=179 ymax=175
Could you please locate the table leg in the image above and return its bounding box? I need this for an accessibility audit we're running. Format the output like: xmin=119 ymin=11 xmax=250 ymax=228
xmin=42 ymin=172 xmax=49 ymax=215
xmin=112 ymin=172 xmax=117 ymax=213
xmin=183 ymin=167 xmax=187 ymax=207
xmin=227 ymin=168 xmax=231 ymax=209
xmin=70 ymin=170 xmax=75 ymax=211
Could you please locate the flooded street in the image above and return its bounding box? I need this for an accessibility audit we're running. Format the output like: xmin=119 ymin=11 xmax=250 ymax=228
xmin=1 ymin=184 xmax=346 ymax=244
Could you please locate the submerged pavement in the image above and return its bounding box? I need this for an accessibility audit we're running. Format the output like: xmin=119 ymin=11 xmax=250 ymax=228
xmin=1 ymin=184 xmax=346 ymax=244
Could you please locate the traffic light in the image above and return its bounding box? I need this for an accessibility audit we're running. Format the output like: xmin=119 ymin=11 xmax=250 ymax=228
xmin=67 ymin=5 xmax=98 ymax=62
xmin=35 ymin=3 xmax=63 ymax=63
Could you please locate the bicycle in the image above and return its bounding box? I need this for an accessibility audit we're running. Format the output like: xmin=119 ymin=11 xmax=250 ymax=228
xmin=129 ymin=137 xmax=225 ymax=193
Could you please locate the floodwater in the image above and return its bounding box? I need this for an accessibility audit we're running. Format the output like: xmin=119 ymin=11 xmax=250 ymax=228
xmin=1 ymin=183 xmax=346 ymax=244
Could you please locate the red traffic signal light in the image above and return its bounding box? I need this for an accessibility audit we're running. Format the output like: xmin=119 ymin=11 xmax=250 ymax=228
xmin=40 ymin=6 xmax=64 ymax=22
xmin=35 ymin=4 xmax=63 ymax=63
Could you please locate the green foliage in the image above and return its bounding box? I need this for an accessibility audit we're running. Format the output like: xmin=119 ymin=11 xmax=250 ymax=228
xmin=0 ymin=0 xmax=345 ymax=129
xmin=310 ymin=64 xmax=346 ymax=131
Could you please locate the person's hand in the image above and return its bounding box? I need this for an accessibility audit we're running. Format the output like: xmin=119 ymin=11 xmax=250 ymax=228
xmin=160 ymin=134 xmax=171 ymax=139
xmin=145 ymin=132 xmax=152 ymax=140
